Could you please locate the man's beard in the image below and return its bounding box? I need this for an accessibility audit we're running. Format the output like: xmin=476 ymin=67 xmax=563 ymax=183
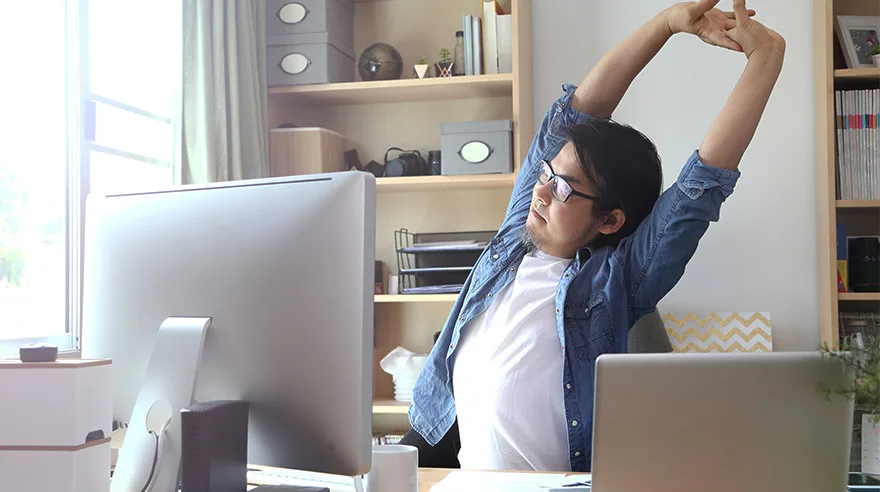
xmin=520 ymin=225 xmax=540 ymax=255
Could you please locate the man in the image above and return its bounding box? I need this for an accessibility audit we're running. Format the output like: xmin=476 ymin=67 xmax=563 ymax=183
xmin=401 ymin=0 xmax=785 ymax=473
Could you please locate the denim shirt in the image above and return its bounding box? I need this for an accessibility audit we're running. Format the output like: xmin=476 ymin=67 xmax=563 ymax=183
xmin=408 ymin=83 xmax=740 ymax=472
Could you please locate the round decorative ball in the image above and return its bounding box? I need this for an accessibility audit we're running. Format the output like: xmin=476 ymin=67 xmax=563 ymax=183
xmin=358 ymin=42 xmax=403 ymax=81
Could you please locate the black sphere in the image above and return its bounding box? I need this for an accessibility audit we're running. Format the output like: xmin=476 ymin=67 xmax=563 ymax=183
xmin=358 ymin=42 xmax=403 ymax=81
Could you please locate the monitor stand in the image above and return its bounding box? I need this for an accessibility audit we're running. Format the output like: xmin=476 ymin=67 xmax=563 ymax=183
xmin=110 ymin=316 xmax=211 ymax=492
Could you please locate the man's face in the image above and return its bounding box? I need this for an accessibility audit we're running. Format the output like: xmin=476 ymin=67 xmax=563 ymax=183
xmin=524 ymin=142 xmax=600 ymax=258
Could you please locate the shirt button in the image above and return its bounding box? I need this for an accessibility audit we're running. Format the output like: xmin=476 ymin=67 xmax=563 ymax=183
xmin=564 ymin=273 xmax=570 ymax=279
xmin=584 ymin=307 xmax=590 ymax=315
xmin=509 ymin=267 xmax=515 ymax=272
xmin=555 ymin=308 xmax=560 ymax=314
xmin=492 ymin=253 xmax=500 ymax=260
xmin=566 ymin=383 xmax=571 ymax=390
xmin=574 ymin=451 xmax=581 ymax=457
xmin=487 ymin=292 xmax=493 ymax=299
xmin=571 ymin=420 xmax=578 ymax=427
xmin=459 ymin=316 xmax=465 ymax=323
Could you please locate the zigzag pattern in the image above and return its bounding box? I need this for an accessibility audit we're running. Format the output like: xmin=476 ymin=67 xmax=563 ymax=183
xmin=662 ymin=311 xmax=773 ymax=353
xmin=674 ymin=341 xmax=771 ymax=353
xmin=663 ymin=312 xmax=771 ymax=329
xmin=664 ymin=326 xmax=772 ymax=344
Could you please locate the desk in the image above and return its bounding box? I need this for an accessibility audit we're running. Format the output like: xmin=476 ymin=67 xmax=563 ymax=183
xmin=247 ymin=468 xmax=573 ymax=491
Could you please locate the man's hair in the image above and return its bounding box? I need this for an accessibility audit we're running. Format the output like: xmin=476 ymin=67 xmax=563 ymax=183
xmin=562 ymin=120 xmax=663 ymax=249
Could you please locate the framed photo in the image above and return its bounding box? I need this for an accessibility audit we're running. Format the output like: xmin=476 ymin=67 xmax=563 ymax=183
xmin=835 ymin=15 xmax=880 ymax=68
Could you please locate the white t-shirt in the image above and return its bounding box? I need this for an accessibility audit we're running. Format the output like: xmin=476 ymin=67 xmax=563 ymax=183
xmin=451 ymin=249 xmax=573 ymax=471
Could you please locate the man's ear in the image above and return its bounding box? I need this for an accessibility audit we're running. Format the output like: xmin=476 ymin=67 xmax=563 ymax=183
xmin=598 ymin=209 xmax=626 ymax=236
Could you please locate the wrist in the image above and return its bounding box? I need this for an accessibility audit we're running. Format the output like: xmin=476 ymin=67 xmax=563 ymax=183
xmin=656 ymin=8 xmax=676 ymax=38
xmin=750 ymin=36 xmax=786 ymax=62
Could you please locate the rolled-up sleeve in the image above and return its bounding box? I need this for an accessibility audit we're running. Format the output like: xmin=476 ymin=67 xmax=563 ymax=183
xmin=615 ymin=150 xmax=741 ymax=324
xmin=676 ymin=150 xmax=741 ymax=201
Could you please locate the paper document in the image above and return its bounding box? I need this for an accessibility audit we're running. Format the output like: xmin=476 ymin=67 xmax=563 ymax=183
xmin=430 ymin=471 xmax=591 ymax=492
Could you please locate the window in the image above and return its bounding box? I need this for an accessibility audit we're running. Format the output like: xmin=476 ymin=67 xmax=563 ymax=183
xmin=0 ymin=1 xmax=180 ymax=356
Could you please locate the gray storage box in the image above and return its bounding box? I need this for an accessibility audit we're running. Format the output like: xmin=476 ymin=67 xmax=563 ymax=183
xmin=267 ymin=0 xmax=354 ymax=52
xmin=267 ymin=32 xmax=355 ymax=86
xmin=438 ymin=120 xmax=513 ymax=176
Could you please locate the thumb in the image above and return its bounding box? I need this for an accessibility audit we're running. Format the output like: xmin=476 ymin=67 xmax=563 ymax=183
xmin=688 ymin=0 xmax=720 ymax=17
xmin=733 ymin=0 xmax=749 ymax=25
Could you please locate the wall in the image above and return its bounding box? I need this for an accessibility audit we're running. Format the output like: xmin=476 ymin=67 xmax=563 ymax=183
xmin=531 ymin=0 xmax=818 ymax=350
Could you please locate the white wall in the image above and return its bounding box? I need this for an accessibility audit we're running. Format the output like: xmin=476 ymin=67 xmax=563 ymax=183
xmin=532 ymin=1 xmax=818 ymax=350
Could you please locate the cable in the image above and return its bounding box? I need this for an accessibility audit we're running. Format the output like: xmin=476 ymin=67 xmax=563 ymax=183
xmin=139 ymin=431 xmax=159 ymax=492
xmin=140 ymin=419 xmax=171 ymax=492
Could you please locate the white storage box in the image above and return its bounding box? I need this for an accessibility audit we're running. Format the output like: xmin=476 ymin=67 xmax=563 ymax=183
xmin=438 ymin=120 xmax=513 ymax=175
xmin=0 ymin=359 xmax=113 ymax=447
xmin=267 ymin=0 xmax=355 ymax=52
xmin=0 ymin=441 xmax=111 ymax=492
xmin=267 ymin=32 xmax=355 ymax=86
xmin=0 ymin=359 xmax=112 ymax=492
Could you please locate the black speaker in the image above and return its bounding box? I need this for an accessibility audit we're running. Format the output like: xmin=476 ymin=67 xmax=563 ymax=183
xmin=180 ymin=401 xmax=249 ymax=492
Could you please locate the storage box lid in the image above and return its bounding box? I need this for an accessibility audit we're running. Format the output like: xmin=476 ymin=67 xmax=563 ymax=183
xmin=438 ymin=119 xmax=513 ymax=135
xmin=266 ymin=31 xmax=356 ymax=60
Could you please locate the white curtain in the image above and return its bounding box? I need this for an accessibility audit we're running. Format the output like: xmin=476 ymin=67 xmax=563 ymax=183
xmin=181 ymin=0 xmax=268 ymax=184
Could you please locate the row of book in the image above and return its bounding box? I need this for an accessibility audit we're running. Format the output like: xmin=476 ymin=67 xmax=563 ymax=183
xmin=835 ymin=88 xmax=880 ymax=200
xmin=461 ymin=0 xmax=513 ymax=76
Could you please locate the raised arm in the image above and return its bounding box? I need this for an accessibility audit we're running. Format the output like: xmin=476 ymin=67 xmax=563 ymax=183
xmin=573 ymin=0 xmax=755 ymax=118
xmin=697 ymin=0 xmax=785 ymax=170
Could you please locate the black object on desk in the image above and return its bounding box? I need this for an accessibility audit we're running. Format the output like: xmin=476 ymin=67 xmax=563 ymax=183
xmin=180 ymin=400 xmax=249 ymax=492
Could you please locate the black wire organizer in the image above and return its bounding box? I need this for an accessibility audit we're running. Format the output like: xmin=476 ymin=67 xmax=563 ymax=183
xmin=394 ymin=229 xmax=496 ymax=294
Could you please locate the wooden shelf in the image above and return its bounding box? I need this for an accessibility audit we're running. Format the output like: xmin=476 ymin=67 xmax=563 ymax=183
xmin=837 ymin=200 xmax=880 ymax=208
xmin=375 ymin=294 xmax=458 ymax=303
xmin=834 ymin=68 xmax=880 ymax=81
xmin=839 ymin=293 xmax=880 ymax=301
xmin=373 ymin=399 xmax=410 ymax=414
xmin=268 ymin=74 xmax=514 ymax=106
xmin=375 ymin=173 xmax=515 ymax=192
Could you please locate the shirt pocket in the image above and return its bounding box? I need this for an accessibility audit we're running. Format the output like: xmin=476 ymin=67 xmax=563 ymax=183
xmin=565 ymin=294 xmax=616 ymax=362
xmin=469 ymin=236 xmax=507 ymax=289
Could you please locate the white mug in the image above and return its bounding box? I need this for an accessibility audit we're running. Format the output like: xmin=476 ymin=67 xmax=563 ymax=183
xmin=364 ymin=444 xmax=418 ymax=492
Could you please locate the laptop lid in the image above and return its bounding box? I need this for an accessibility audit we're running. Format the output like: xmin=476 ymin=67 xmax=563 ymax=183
xmin=590 ymin=352 xmax=853 ymax=492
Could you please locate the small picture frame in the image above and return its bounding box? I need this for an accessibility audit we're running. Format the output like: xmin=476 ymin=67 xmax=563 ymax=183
xmin=834 ymin=15 xmax=880 ymax=68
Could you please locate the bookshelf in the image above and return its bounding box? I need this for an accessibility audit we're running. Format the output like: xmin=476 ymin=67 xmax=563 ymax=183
xmin=814 ymin=0 xmax=880 ymax=345
xmin=267 ymin=0 xmax=533 ymax=433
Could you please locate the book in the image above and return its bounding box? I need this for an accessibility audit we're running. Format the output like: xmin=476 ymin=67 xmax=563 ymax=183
xmin=835 ymin=88 xmax=880 ymax=200
xmin=472 ymin=15 xmax=483 ymax=75
xmin=496 ymin=13 xmax=513 ymax=74
xmin=838 ymin=223 xmax=848 ymax=292
xmin=482 ymin=0 xmax=500 ymax=74
xmin=463 ymin=14 xmax=473 ymax=76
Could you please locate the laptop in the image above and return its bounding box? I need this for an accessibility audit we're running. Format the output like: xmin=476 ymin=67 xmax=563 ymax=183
xmin=590 ymin=351 xmax=853 ymax=492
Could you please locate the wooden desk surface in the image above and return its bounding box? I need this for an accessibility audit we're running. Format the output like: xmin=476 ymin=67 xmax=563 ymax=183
xmin=247 ymin=468 xmax=568 ymax=491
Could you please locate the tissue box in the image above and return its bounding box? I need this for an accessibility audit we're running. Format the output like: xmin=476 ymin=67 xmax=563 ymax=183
xmin=0 ymin=359 xmax=112 ymax=492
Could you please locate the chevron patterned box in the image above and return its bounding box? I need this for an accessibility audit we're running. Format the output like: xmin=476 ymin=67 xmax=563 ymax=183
xmin=663 ymin=312 xmax=773 ymax=353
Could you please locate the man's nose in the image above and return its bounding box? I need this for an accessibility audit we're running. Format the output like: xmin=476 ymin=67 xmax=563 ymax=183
xmin=534 ymin=180 xmax=552 ymax=205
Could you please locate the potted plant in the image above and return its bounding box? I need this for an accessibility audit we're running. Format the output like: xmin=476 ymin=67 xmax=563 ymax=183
xmin=821 ymin=336 xmax=880 ymax=473
xmin=872 ymin=44 xmax=880 ymax=68
xmin=413 ymin=58 xmax=430 ymax=79
xmin=435 ymin=48 xmax=454 ymax=78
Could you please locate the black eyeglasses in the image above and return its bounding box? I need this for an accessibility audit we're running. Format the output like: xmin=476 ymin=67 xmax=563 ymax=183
xmin=538 ymin=160 xmax=597 ymax=203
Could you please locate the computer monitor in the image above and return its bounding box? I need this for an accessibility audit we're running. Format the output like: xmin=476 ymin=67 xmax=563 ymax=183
xmin=80 ymin=172 xmax=376 ymax=481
